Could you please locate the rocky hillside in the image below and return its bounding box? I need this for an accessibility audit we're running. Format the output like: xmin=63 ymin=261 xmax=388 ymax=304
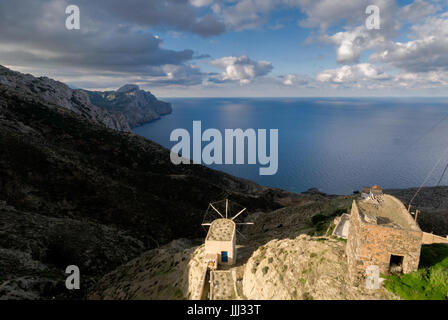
xmin=0 ymin=72 xmax=298 ymax=299
xmin=241 ymin=235 xmax=395 ymax=300
xmin=88 ymin=238 xmax=200 ymax=300
xmin=0 ymin=65 xmax=130 ymax=132
xmin=85 ymin=84 xmax=172 ymax=128
xmin=89 ymin=188 xmax=448 ymax=300
xmin=88 ymin=235 xmax=396 ymax=300
xmin=0 ymin=201 xmax=144 ymax=300
xmin=87 ymin=195 xmax=364 ymax=300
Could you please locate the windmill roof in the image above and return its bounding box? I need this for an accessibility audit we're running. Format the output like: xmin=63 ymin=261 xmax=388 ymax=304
xmin=206 ymin=219 xmax=235 ymax=242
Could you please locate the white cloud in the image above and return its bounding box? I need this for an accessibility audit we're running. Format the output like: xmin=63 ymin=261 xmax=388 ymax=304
xmin=210 ymin=55 xmax=273 ymax=84
xmin=297 ymin=0 xmax=370 ymax=30
xmin=282 ymin=74 xmax=309 ymax=86
xmin=316 ymin=63 xmax=389 ymax=83
xmin=371 ymin=12 xmax=448 ymax=73
xmin=314 ymin=62 xmax=448 ymax=92
xmin=190 ymin=0 xmax=215 ymax=7
xmin=399 ymin=0 xmax=440 ymax=23
xmin=322 ymin=26 xmax=373 ymax=64
xmin=214 ymin=0 xmax=379 ymax=31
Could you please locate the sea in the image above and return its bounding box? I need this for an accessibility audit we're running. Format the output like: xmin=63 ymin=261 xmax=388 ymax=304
xmin=133 ymin=97 xmax=448 ymax=195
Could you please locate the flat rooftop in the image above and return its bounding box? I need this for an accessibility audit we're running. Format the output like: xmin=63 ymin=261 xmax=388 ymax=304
xmin=356 ymin=194 xmax=420 ymax=231
xmin=206 ymin=219 xmax=235 ymax=241
xmin=210 ymin=271 xmax=236 ymax=300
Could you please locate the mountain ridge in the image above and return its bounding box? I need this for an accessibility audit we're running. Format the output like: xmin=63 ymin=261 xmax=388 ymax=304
xmin=0 ymin=65 xmax=131 ymax=132
xmin=0 ymin=65 xmax=172 ymax=131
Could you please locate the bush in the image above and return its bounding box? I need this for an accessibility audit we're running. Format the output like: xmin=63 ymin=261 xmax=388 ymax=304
xmin=311 ymin=214 xmax=328 ymax=225
xmin=311 ymin=207 xmax=349 ymax=236
xmin=262 ymin=266 xmax=269 ymax=275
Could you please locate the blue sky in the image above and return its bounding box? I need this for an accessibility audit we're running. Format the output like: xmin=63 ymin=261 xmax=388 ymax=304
xmin=1 ymin=0 xmax=447 ymax=97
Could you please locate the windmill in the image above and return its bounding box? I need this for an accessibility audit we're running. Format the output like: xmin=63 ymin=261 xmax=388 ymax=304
xmin=201 ymin=199 xmax=254 ymax=266
xmin=201 ymin=199 xmax=254 ymax=238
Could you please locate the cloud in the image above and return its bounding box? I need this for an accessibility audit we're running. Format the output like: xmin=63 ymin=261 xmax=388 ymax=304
xmin=371 ymin=12 xmax=448 ymax=73
xmin=78 ymin=0 xmax=226 ymax=37
xmin=297 ymin=0 xmax=372 ymax=30
xmin=210 ymin=55 xmax=273 ymax=84
xmin=393 ymin=71 xmax=448 ymax=88
xmin=189 ymin=0 xmax=215 ymax=7
xmin=398 ymin=0 xmax=440 ymax=23
xmin=302 ymin=0 xmax=446 ymax=76
xmin=281 ymin=74 xmax=309 ymax=86
xmin=313 ymin=0 xmax=402 ymax=64
xmin=0 ymin=0 xmax=445 ymax=95
xmin=209 ymin=0 xmax=364 ymax=31
xmin=314 ymin=62 xmax=448 ymax=92
xmin=212 ymin=0 xmax=394 ymax=32
xmin=210 ymin=0 xmax=404 ymax=66
xmin=0 ymin=0 xmax=225 ymax=87
xmin=316 ymin=63 xmax=389 ymax=84
xmin=322 ymin=27 xmax=373 ymax=64
xmin=150 ymin=64 xmax=205 ymax=86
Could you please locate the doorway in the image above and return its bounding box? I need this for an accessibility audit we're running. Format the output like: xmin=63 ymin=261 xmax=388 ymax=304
xmin=221 ymin=251 xmax=228 ymax=263
xmin=389 ymin=254 xmax=404 ymax=274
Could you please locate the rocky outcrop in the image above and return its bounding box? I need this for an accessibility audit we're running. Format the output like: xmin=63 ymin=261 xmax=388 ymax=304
xmin=242 ymin=235 xmax=396 ymax=300
xmin=0 ymin=65 xmax=130 ymax=132
xmin=85 ymin=84 xmax=172 ymax=128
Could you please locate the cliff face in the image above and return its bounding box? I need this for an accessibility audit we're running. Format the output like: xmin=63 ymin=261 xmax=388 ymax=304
xmin=0 ymin=65 xmax=130 ymax=132
xmin=0 ymin=69 xmax=297 ymax=299
xmin=85 ymin=84 xmax=172 ymax=128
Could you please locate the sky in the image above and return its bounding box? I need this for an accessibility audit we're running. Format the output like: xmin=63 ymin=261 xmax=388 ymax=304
xmin=1 ymin=0 xmax=448 ymax=97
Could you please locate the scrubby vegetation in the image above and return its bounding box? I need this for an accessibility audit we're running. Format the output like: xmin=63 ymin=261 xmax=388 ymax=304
xmin=309 ymin=207 xmax=350 ymax=236
xmin=385 ymin=244 xmax=448 ymax=300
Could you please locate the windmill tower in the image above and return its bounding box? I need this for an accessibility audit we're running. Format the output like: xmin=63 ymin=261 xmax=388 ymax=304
xmin=201 ymin=199 xmax=253 ymax=267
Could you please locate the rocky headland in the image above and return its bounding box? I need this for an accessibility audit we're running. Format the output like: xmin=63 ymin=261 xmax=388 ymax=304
xmin=85 ymin=84 xmax=172 ymax=128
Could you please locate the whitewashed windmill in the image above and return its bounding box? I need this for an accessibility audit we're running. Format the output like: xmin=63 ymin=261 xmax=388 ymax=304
xmin=201 ymin=199 xmax=253 ymax=266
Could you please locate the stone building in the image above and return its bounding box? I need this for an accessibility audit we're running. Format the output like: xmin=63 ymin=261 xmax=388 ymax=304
xmin=361 ymin=185 xmax=383 ymax=199
xmin=204 ymin=219 xmax=237 ymax=266
xmin=346 ymin=189 xmax=423 ymax=281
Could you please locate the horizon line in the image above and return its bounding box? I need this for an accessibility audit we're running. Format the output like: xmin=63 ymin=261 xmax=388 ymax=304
xmin=158 ymin=96 xmax=448 ymax=99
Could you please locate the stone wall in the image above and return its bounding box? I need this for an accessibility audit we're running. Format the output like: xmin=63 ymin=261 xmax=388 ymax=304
xmin=346 ymin=200 xmax=363 ymax=281
xmin=346 ymin=200 xmax=423 ymax=282
xmin=357 ymin=223 xmax=422 ymax=274
xmin=204 ymin=237 xmax=236 ymax=265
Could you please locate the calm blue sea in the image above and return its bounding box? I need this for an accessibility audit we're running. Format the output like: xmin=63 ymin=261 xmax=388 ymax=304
xmin=133 ymin=98 xmax=448 ymax=195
